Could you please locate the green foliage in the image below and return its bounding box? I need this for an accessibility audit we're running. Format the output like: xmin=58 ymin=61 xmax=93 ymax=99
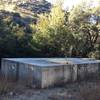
xmin=33 ymin=4 xmax=73 ymax=57
xmin=0 ymin=0 xmax=100 ymax=59
xmin=68 ymin=1 xmax=100 ymax=57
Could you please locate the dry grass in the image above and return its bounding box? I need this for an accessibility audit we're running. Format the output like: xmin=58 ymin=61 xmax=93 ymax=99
xmin=0 ymin=74 xmax=100 ymax=100
xmin=0 ymin=73 xmax=26 ymax=96
xmin=49 ymin=81 xmax=100 ymax=100
xmin=78 ymin=84 xmax=100 ymax=100
xmin=0 ymin=74 xmax=14 ymax=95
xmin=71 ymin=81 xmax=100 ymax=100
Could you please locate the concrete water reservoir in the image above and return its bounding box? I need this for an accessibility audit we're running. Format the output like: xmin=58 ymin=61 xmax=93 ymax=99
xmin=1 ymin=58 xmax=100 ymax=88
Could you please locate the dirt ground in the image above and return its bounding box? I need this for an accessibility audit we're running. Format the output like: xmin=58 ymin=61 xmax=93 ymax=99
xmin=0 ymin=80 xmax=100 ymax=100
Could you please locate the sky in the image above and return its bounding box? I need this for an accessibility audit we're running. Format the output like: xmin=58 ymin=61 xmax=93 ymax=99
xmin=46 ymin=0 xmax=100 ymax=9
xmin=47 ymin=0 xmax=82 ymax=9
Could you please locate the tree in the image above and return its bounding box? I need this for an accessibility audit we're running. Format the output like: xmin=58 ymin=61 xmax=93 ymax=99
xmin=68 ymin=1 xmax=100 ymax=57
xmin=33 ymin=3 xmax=74 ymax=57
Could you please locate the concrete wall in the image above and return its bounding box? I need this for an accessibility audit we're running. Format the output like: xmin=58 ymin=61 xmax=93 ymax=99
xmin=1 ymin=58 xmax=100 ymax=88
xmin=41 ymin=63 xmax=100 ymax=88
xmin=77 ymin=63 xmax=99 ymax=80
xmin=1 ymin=59 xmax=42 ymax=88
xmin=41 ymin=65 xmax=73 ymax=88
xmin=1 ymin=59 xmax=18 ymax=81
xmin=18 ymin=63 xmax=42 ymax=87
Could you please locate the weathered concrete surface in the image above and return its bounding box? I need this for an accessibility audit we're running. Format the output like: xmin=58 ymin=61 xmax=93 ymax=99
xmin=1 ymin=58 xmax=100 ymax=88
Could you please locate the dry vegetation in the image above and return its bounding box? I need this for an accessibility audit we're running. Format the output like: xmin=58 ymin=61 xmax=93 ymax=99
xmin=0 ymin=74 xmax=26 ymax=96
xmin=76 ymin=82 xmax=100 ymax=100
xmin=0 ymin=77 xmax=100 ymax=100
